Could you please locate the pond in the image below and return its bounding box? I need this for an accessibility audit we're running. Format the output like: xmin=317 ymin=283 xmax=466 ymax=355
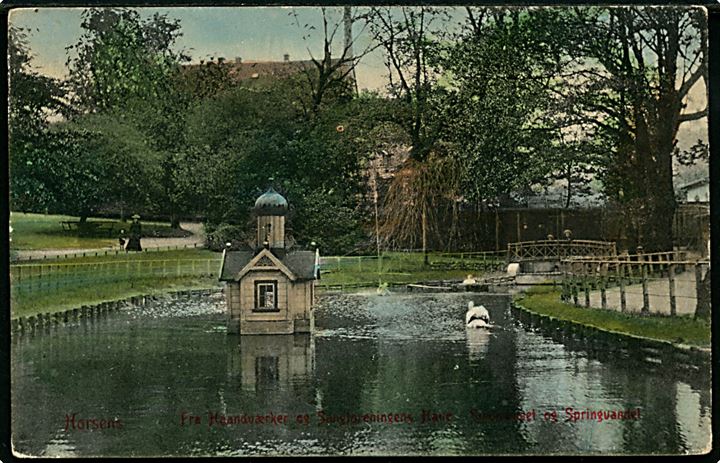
xmin=11 ymin=291 xmax=711 ymax=456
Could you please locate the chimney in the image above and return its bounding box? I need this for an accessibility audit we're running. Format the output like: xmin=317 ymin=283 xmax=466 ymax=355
xmin=283 ymin=53 xmax=290 ymax=62
xmin=235 ymin=56 xmax=242 ymax=64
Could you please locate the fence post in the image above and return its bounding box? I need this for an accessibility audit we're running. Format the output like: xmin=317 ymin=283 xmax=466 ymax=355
xmin=641 ymin=259 xmax=649 ymax=314
xmin=600 ymin=262 xmax=607 ymax=310
xmin=619 ymin=263 xmax=627 ymax=313
xmin=694 ymin=263 xmax=703 ymax=316
xmin=571 ymin=267 xmax=579 ymax=306
xmin=583 ymin=263 xmax=590 ymax=308
xmin=669 ymin=263 xmax=677 ymax=316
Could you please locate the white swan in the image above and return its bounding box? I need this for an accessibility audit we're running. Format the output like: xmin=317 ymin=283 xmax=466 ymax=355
xmin=466 ymin=301 xmax=492 ymax=328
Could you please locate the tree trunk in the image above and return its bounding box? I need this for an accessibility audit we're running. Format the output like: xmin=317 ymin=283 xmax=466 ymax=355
xmin=79 ymin=215 xmax=88 ymax=224
xmin=170 ymin=214 xmax=181 ymax=229
xmin=635 ymin=102 xmax=678 ymax=252
xmin=695 ymin=268 xmax=710 ymax=321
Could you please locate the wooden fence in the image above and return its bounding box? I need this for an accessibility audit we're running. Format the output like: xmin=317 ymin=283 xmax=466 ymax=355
xmin=560 ymin=251 xmax=710 ymax=317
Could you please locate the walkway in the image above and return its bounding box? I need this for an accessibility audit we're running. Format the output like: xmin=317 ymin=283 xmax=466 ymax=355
xmin=586 ymin=269 xmax=702 ymax=316
xmin=14 ymin=222 xmax=205 ymax=261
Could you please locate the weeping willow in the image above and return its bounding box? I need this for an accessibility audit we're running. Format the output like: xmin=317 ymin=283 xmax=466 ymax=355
xmin=378 ymin=153 xmax=462 ymax=256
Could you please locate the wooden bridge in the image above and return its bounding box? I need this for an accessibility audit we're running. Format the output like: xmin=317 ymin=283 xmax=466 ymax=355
xmin=507 ymin=239 xmax=617 ymax=263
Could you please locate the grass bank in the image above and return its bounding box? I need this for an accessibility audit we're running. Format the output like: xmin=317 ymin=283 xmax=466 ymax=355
xmin=10 ymin=212 xmax=190 ymax=250
xmin=515 ymin=287 xmax=710 ymax=348
xmin=11 ymin=248 xmax=223 ymax=318
xmin=12 ymin=276 xmax=222 ymax=318
xmin=319 ymin=251 xmax=499 ymax=288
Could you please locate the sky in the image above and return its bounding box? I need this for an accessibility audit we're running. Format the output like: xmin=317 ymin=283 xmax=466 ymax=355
xmin=9 ymin=7 xmax=392 ymax=90
xmin=9 ymin=6 xmax=709 ymax=162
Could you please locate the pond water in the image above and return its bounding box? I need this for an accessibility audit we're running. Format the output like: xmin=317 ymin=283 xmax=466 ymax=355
xmin=11 ymin=292 xmax=711 ymax=457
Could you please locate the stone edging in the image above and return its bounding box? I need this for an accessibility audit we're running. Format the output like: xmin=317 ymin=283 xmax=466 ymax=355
xmin=11 ymin=288 xmax=218 ymax=336
xmin=512 ymin=300 xmax=711 ymax=368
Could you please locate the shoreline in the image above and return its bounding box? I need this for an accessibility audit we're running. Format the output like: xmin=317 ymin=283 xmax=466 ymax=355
xmin=512 ymin=296 xmax=710 ymax=367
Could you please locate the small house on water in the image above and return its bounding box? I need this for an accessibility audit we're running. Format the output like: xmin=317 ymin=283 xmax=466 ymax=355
xmin=219 ymin=187 xmax=317 ymax=335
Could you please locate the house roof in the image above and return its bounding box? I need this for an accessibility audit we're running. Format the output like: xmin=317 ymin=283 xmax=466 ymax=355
xmin=678 ymin=177 xmax=710 ymax=190
xmin=219 ymin=248 xmax=316 ymax=281
xmin=183 ymin=58 xmax=351 ymax=83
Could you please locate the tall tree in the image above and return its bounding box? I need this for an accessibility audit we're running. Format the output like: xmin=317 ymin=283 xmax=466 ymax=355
xmin=366 ymin=7 xmax=450 ymax=262
xmin=9 ymin=26 xmax=66 ymax=212
xmin=65 ymin=8 xmax=192 ymax=227
xmin=438 ymin=8 xmax=572 ymax=207
xmin=566 ymin=7 xmax=708 ymax=251
xmin=290 ymin=7 xmax=378 ymax=117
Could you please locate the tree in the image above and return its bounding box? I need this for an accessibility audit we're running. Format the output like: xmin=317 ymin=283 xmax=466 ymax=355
xmin=365 ymin=7 xmax=452 ymax=262
xmin=290 ymin=7 xmax=378 ymax=117
xmin=8 ymin=26 xmax=65 ymax=134
xmin=65 ymin=8 xmax=191 ymax=227
xmin=65 ymin=8 xmax=187 ymax=114
xmin=9 ymin=26 xmax=67 ymax=213
xmin=565 ymin=7 xmax=708 ymax=251
xmin=438 ymin=8 xmax=576 ymax=207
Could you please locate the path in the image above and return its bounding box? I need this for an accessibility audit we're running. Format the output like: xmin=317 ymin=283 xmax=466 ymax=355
xmin=586 ymin=268 xmax=704 ymax=316
xmin=14 ymin=222 xmax=205 ymax=261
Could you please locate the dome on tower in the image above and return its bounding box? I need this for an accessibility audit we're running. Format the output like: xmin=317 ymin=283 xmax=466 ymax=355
xmin=254 ymin=187 xmax=288 ymax=216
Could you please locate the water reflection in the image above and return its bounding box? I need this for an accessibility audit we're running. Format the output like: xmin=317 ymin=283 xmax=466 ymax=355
xmin=229 ymin=334 xmax=314 ymax=392
xmin=10 ymin=292 xmax=711 ymax=457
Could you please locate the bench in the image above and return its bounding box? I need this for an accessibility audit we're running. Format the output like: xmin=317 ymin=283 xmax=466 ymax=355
xmin=60 ymin=221 xmax=116 ymax=237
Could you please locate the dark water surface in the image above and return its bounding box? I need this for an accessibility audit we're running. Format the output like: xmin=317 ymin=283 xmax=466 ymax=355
xmin=11 ymin=292 xmax=711 ymax=456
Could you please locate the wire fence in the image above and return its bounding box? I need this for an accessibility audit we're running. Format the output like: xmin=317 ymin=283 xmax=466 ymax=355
xmin=319 ymin=251 xmax=507 ymax=274
xmin=10 ymin=248 xmax=514 ymax=308
xmin=10 ymin=243 xmax=204 ymax=263
xmin=10 ymin=258 xmax=222 ymax=301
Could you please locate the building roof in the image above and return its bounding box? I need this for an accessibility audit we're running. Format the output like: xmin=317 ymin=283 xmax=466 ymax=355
xmin=678 ymin=177 xmax=710 ymax=190
xmin=219 ymin=249 xmax=316 ymax=281
xmin=183 ymin=57 xmax=351 ymax=83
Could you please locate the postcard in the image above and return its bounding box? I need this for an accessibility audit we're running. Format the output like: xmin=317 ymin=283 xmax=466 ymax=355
xmin=7 ymin=4 xmax=713 ymax=457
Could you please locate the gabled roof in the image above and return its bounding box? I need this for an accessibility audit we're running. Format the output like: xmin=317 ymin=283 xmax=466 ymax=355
xmin=237 ymin=248 xmax=296 ymax=281
xmin=678 ymin=177 xmax=710 ymax=190
xmin=219 ymin=248 xmax=316 ymax=282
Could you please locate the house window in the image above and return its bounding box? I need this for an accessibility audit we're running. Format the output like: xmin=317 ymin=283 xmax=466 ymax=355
xmin=254 ymin=280 xmax=278 ymax=311
xmin=255 ymin=356 xmax=279 ymax=388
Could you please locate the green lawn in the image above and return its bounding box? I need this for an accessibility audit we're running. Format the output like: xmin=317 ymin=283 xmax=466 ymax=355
xmin=11 ymin=248 xmax=491 ymax=318
xmin=12 ymin=276 xmax=222 ymax=318
xmin=319 ymin=251 xmax=496 ymax=288
xmin=515 ymin=287 xmax=710 ymax=347
xmin=14 ymin=248 xmax=218 ymax=266
xmin=10 ymin=212 xmax=191 ymax=250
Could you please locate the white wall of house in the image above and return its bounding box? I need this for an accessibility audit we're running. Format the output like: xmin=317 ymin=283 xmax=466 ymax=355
xmin=684 ymin=183 xmax=710 ymax=202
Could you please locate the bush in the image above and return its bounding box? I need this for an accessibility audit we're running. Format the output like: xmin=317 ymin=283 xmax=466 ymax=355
xmin=205 ymin=223 xmax=249 ymax=251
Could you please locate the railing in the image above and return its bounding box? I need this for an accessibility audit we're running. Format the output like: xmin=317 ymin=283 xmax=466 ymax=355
xmin=560 ymin=253 xmax=710 ymax=318
xmin=10 ymin=258 xmax=222 ymax=299
xmin=10 ymin=243 xmax=204 ymax=263
xmin=508 ymin=239 xmax=617 ymax=262
xmin=319 ymin=250 xmax=507 ymax=274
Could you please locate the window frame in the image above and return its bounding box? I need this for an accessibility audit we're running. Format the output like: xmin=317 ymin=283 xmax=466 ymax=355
xmin=254 ymin=280 xmax=279 ymax=312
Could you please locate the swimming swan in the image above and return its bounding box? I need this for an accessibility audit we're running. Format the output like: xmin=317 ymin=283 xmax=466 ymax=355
xmin=466 ymin=301 xmax=492 ymax=328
